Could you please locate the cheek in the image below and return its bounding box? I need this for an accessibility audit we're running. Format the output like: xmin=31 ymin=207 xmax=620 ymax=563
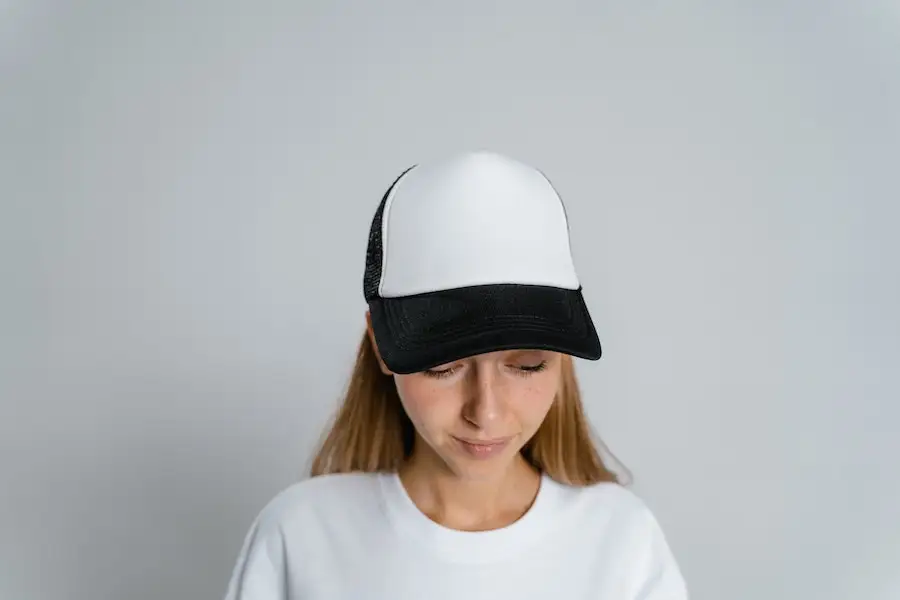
xmin=394 ymin=376 xmax=458 ymax=432
xmin=512 ymin=378 xmax=559 ymax=428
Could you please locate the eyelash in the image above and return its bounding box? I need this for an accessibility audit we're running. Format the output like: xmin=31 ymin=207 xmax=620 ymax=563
xmin=423 ymin=361 xmax=548 ymax=379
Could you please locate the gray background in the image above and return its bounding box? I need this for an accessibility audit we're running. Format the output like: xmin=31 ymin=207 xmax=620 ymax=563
xmin=2 ymin=1 xmax=898 ymax=599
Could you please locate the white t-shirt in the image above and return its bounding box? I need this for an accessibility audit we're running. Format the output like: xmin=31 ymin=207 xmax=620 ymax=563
xmin=224 ymin=472 xmax=688 ymax=600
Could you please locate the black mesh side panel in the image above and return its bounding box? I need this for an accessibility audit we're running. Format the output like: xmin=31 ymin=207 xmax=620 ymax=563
xmin=363 ymin=165 xmax=416 ymax=302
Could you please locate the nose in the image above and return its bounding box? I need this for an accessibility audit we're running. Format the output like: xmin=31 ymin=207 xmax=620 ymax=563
xmin=461 ymin=364 xmax=506 ymax=429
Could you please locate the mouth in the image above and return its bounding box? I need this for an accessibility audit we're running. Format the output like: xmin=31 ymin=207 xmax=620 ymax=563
xmin=450 ymin=435 xmax=514 ymax=459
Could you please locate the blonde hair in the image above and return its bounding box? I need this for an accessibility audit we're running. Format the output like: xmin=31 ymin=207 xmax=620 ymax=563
xmin=310 ymin=329 xmax=626 ymax=486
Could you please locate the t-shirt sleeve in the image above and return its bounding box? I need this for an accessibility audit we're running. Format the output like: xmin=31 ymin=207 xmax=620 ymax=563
xmin=223 ymin=508 xmax=288 ymax=600
xmin=630 ymin=505 xmax=689 ymax=600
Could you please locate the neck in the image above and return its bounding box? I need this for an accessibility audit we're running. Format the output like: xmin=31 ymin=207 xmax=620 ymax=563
xmin=398 ymin=448 xmax=541 ymax=532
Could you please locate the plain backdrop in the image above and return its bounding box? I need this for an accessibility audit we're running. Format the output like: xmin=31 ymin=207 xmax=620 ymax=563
xmin=2 ymin=1 xmax=899 ymax=599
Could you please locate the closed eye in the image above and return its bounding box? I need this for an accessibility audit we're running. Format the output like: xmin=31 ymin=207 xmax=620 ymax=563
xmin=423 ymin=366 xmax=459 ymax=379
xmin=423 ymin=360 xmax=549 ymax=379
xmin=512 ymin=361 xmax=548 ymax=375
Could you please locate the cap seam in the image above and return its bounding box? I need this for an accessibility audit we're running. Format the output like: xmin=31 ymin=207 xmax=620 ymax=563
xmin=378 ymin=165 xmax=417 ymax=299
xmin=536 ymin=168 xmax=580 ymax=288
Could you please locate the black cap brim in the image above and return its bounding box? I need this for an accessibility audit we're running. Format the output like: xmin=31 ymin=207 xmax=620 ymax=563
xmin=367 ymin=283 xmax=602 ymax=375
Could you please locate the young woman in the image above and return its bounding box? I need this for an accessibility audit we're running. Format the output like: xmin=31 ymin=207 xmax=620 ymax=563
xmin=224 ymin=151 xmax=688 ymax=599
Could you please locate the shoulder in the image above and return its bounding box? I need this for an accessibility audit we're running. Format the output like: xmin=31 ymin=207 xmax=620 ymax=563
xmin=251 ymin=472 xmax=383 ymax=532
xmin=557 ymin=480 xmax=688 ymax=598
xmin=224 ymin=472 xmax=385 ymax=598
xmin=555 ymin=479 xmax=659 ymax=526
xmin=550 ymin=479 xmax=679 ymax=557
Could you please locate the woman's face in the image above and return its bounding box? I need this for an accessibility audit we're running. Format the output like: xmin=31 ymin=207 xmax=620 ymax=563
xmin=392 ymin=349 xmax=563 ymax=481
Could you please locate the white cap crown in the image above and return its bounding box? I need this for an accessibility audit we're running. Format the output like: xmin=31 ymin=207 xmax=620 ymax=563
xmin=375 ymin=151 xmax=580 ymax=299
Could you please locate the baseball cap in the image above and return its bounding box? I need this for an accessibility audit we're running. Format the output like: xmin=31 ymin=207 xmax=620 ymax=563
xmin=363 ymin=150 xmax=602 ymax=374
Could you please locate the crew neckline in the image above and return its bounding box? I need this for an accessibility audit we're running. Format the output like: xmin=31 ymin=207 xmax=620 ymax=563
xmin=377 ymin=470 xmax=564 ymax=563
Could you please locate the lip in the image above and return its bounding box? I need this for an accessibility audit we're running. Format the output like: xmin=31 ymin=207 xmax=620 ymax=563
xmin=451 ymin=435 xmax=513 ymax=459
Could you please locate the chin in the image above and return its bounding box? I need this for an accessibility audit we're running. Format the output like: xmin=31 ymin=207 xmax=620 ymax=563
xmin=441 ymin=447 xmax=519 ymax=481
